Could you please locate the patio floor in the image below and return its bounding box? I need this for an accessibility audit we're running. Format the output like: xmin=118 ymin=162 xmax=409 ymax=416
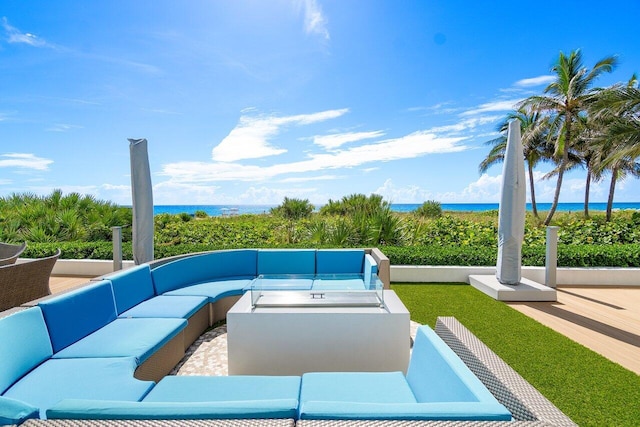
xmin=49 ymin=276 xmax=640 ymax=375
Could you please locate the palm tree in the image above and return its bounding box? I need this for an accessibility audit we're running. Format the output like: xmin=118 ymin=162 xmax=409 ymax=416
xmin=479 ymin=106 xmax=554 ymax=219
xmin=524 ymin=49 xmax=617 ymax=225
xmin=588 ymin=74 xmax=640 ymax=221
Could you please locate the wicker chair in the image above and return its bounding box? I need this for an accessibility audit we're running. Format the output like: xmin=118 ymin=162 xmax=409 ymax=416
xmin=0 ymin=249 xmax=60 ymax=312
xmin=0 ymin=241 xmax=27 ymax=266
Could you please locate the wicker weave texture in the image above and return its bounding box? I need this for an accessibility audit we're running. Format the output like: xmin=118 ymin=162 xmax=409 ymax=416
xmin=0 ymin=241 xmax=26 ymax=266
xmin=0 ymin=249 xmax=59 ymax=311
xmin=434 ymin=317 xmax=576 ymax=427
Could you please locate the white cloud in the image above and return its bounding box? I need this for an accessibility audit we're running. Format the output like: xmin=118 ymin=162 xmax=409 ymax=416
xmin=167 ymin=131 xmax=467 ymax=184
xmin=46 ymin=123 xmax=83 ymax=132
xmin=0 ymin=153 xmax=53 ymax=171
xmin=429 ymin=116 xmax=501 ymax=134
xmin=460 ymin=99 xmax=523 ymax=117
xmin=297 ymin=0 xmax=330 ymax=40
xmin=438 ymin=173 xmax=503 ymax=203
xmin=313 ymin=130 xmax=385 ymax=150
xmin=212 ymin=108 xmax=349 ymax=162
xmin=374 ymin=179 xmax=433 ymax=204
xmin=279 ymin=174 xmax=342 ymax=183
xmin=1 ymin=17 xmax=51 ymax=48
xmin=515 ymin=75 xmax=555 ymax=87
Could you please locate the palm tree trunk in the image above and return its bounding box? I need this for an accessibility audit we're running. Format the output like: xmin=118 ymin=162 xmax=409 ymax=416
xmin=544 ymin=147 xmax=568 ymax=225
xmin=545 ymin=116 xmax=572 ymax=226
xmin=527 ymin=161 xmax=539 ymax=218
xmin=584 ymin=167 xmax=591 ymax=218
xmin=606 ymin=165 xmax=618 ymax=222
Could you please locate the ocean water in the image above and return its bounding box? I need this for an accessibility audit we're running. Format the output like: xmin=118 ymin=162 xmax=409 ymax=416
xmin=154 ymin=202 xmax=640 ymax=217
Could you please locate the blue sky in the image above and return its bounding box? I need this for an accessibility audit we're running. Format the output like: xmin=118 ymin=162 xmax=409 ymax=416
xmin=1 ymin=0 xmax=639 ymax=206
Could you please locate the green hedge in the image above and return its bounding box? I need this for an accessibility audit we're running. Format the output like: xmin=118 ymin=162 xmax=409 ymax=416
xmin=381 ymin=244 xmax=640 ymax=267
xmin=24 ymin=242 xmax=640 ymax=268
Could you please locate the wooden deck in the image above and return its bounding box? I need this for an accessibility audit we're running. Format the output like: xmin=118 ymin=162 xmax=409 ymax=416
xmin=508 ymin=286 xmax=640 ymax=375
xmin=48 ymin=276 xmax=640 ymax=375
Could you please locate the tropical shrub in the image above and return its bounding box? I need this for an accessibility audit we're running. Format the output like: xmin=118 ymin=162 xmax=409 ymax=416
xmin=271 ymin=197 xmax=314 ymax=220
xmin=414 ymin=200 xmax=443 ymax=218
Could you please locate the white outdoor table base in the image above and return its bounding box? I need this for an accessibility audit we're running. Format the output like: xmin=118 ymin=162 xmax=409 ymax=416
xmin=227 ymin=290 xmax=410 ymax=376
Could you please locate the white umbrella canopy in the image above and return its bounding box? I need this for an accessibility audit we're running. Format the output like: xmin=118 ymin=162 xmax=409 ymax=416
xmin=129 ymin=138 xmax=154 ymax=265
xmin=496 ymin=120 xmax=526 ymax=285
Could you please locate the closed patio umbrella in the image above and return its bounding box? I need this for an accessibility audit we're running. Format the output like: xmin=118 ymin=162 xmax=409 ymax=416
xmin=496 ymin=120 xmax=525 ymax=285
xmin=129 ymin=138 xmax=154 ymax=265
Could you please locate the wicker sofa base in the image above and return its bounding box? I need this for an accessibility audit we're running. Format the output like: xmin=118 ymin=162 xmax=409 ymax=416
xmin=184 ymin=304 xmax=210 ymax=350
xmin=134 ymin=330 xmax=185 ymax=383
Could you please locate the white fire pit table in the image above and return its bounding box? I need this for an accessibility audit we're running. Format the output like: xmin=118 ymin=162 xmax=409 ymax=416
xmin=227 ymin=274 xmax=410 ymax=376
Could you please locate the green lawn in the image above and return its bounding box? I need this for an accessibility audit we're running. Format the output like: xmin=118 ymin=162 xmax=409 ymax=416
xmin=392 ymin=283 xmax=640 ymax=427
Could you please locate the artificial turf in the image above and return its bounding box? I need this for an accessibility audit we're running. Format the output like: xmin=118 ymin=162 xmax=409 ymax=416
xmin=392 ymin=283 xmax=640 ymax=427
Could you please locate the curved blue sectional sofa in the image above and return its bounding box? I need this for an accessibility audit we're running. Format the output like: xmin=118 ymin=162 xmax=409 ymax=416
xmin=0 ymin=248 xmax=511 ymax=425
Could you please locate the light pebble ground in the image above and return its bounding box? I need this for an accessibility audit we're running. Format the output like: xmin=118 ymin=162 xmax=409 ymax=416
xmin=171 ymin=321 xmax=422 ymax=376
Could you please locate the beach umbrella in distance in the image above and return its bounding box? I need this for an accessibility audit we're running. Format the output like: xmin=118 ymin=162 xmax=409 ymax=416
xmin=129 ymin=138 xmax=154 ymax=265
xmin=496 ymin=120 xmax=526 ymax=285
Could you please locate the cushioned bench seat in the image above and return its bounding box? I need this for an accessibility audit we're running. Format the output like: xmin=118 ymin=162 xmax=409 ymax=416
xmin=118 ymin=295 xmax=208 ymax=350
xmin=50 ymin=318 xmax=186 ymax=363
xmin=38 ymin=280 xmax=187 ymax=382
xmin=162 ymin=278 xmax=252 ymax=301
xmin=46 ymin=376 xmax=302 ymax=420
xmin=3 ymin=358 xmax=154 ymax=419
xmin=297 ymin=326 xmax=512 ymax=421
xmin=108 ymin=265 xmax=209 ymax=349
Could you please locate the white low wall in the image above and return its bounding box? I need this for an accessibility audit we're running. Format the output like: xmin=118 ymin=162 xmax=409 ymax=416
xmin=50 ymin=259 xmax=136 ymax=277
xmin=20 ymin=257 xmax=639 ymax=287
xmin=391 ymin=265 xmax=640 ymax=286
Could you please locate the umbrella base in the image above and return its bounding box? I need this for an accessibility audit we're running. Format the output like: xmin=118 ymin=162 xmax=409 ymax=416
xmin=469 ymin=275 xmax=557 ymax=302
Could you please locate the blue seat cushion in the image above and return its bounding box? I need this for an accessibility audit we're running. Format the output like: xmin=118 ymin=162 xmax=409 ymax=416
xmin=257 ymin=249 xmax=316 ymax=275
xmin=408 ymin=326 xmax=498 ymax=404
xmin=118 ymin=295 xmax=208 ymax=319
xmin=144 ymin=375 xmax=301 ymax=402
xmin=3 ymin=357 xmax=154 ymax=419
xmin=107 ymin=265 xmax=156 ymax=315
xmin=316 ymin=250 xmax=365 ymax=274
xmin=0 ymin=307 xmax=53 ymax=394
xmin=47 ymin=399 xmax=300 ymax=420
xmin=39 ymin=280 xmax=117 ymax=353
xmin=151 ymin=250 xmax=257 ymax=294
xmin=0 ymin=396 xmax=39 ymax=425
xmin=51 ymin=318 xmax=187 ymax=364
xmin=163 ymin=279 xmax=251 ymax=302
xmin=300 ymin=372 xmax=416 ymax=406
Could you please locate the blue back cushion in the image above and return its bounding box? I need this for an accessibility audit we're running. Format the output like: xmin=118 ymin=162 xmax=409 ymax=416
xmin=0 ymin=308 xmax=53 ymax=394
xmin=39 ymin=280 xmax=117 ymax=354
xmin=108 ymin=265 xmax=155 ymax=315
xmin=151 ymin=250 xmax=257 ymax=295
xmin=406 ymin=326 xmax=478 ymax=403
xmin=257 ymin=249 xmax=316 ymax=275
xmin=316 ymin=250 xmax=365 ymax=274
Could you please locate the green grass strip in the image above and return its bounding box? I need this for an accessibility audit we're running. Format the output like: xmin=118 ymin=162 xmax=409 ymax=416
xmin=392 ymin=283 xmax=640 ymax=427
